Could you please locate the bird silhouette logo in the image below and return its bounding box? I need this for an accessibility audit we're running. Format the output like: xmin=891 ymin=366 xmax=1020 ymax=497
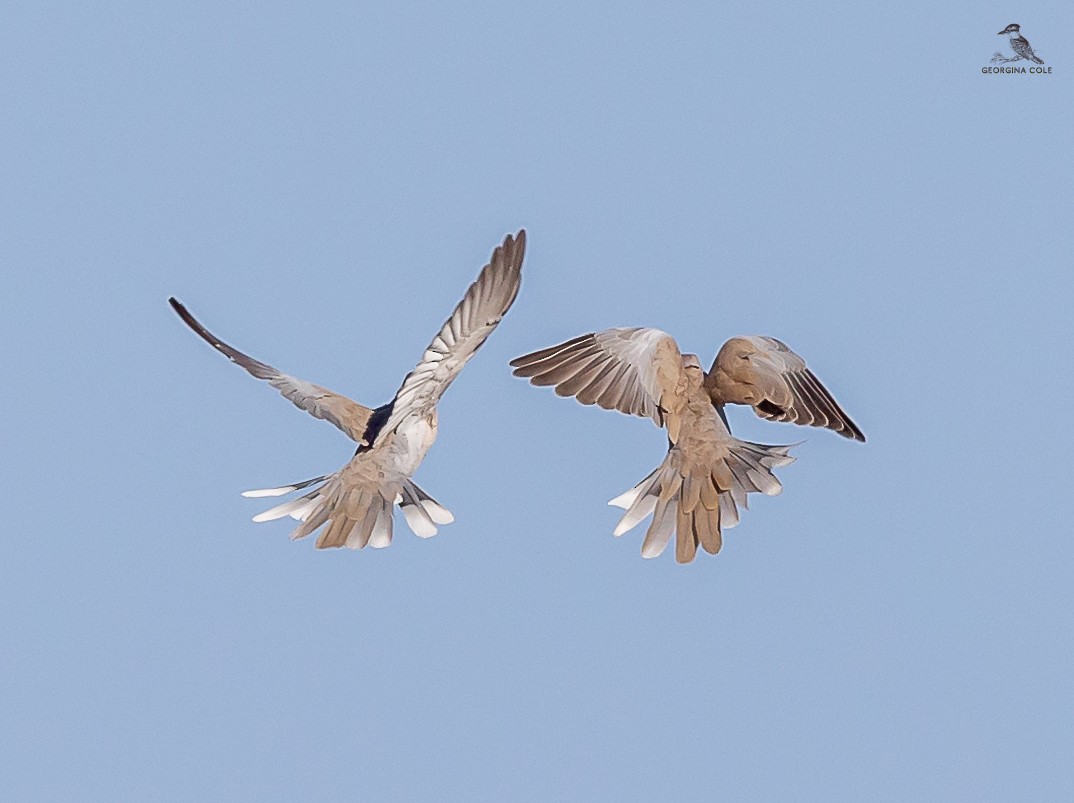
xmin=992 ymin=23 xmax=1044 ymax=65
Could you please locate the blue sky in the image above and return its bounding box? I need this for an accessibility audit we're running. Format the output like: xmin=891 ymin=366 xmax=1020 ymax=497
xmin=3 ymin=2 xmax=1072 ymax=800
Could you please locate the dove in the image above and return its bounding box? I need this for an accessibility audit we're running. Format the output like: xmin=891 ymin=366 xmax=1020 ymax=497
xmin=171 ymin=229 xmax=525 ymax=550
xmin=511 ymin=328 xmax=862 ymax=562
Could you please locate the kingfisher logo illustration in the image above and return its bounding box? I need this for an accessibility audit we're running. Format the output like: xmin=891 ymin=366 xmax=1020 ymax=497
xmin=983 ymin=23 xmax=1052 ymax=74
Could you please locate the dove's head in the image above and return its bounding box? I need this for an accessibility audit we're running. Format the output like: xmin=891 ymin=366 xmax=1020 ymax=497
xmin=998 ymin=23 xmax=1021 ymax=35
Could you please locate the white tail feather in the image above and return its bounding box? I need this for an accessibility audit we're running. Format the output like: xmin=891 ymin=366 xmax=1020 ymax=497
xmin=369 ymin=506 xmax=394 ymax=548
xmin=422 ymin=499 xmax=454 ymax=525
xmin=718 ymin=492 xmax=740 ymax=529
xmin=252 ymin=495 xmax=313 ymax=522
xmin=402 ymin=502 xmax=438 ymax=538
xmin=746 ymin=467 xmax=782 ymax=496
xmin=242 ymin=475 xmax=329 ymax=498
xmin=608 ymin=489 xmax=638 ymax=510
xmin=399 ymin=482 xmax=438 ymax=537
xmin=641 ymin=499 xmax=678 ymax=558
xmin=609 ymin=468 xmax=658 ymax=510
xmin=242 ymin=487 xmax=293 ymax=499
xmin=288 ymin=497 xmax=321 ymax=521
xmin=401 ymin=479 xmax=454 ymax=526
xmin=613 ymin=495 xmax=657 ymax=536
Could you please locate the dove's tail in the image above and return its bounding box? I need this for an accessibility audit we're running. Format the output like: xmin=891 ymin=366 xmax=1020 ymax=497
xmin=608 ymin=439 xmax=796 ymax=563
xmin=242 ymin=474 xmax=453 ymax=549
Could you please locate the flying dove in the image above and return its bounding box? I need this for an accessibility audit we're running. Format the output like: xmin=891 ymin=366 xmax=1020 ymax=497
xmin=511 ymin=328 xmax=863 ymax=563
xmin=171 ymin=229 xmax=526 ymax=550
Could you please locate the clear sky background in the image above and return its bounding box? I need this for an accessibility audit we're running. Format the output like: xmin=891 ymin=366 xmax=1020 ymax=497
xmin=3 ymin=2 xmax=1072 ymax=800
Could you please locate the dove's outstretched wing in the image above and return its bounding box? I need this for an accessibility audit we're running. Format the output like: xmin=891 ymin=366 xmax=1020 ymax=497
xmin=169 ymin=298 xmax=376 ymax=444
xmin=510 ymin=327 xmax=687 ymax=428
xmin=706 ymin=335 xmax=865 ymax=441
xmin=378 ymin=229 xmax=526 ymax=437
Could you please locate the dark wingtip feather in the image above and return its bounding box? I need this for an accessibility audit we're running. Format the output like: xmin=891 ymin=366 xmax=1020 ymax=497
xmin=168 ymin=296 xmax=215 ymax=346
xmin=168 ymin=295 xmax=276 ymax=379
xmin=168 ymin=296 xmax=190 ymax=321
xmin=800 ymin=369 xmax=866 ymax=443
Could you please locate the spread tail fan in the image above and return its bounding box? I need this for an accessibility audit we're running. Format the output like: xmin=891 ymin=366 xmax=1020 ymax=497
xmin=244 ymin=474 xmax=453 ymax=548
xmin=609 ymin=440 xmax=795 ymax=563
